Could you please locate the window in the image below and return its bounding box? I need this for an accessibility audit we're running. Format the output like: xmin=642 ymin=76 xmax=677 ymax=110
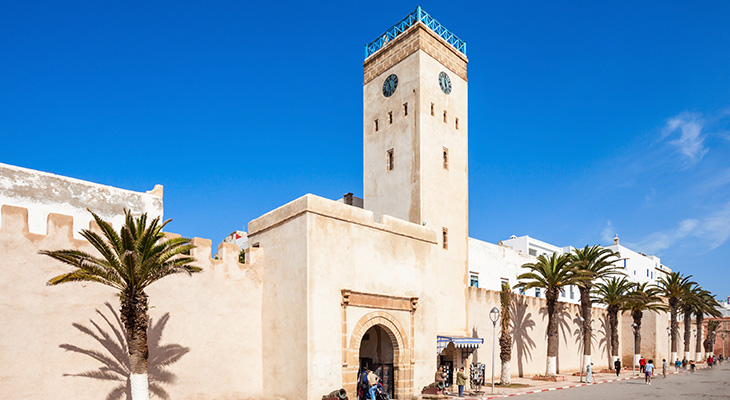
xmin=403 ymin=103 xmax=408 ymax=116
xmin=570 ymin=286 xmax=574 ymax=300
xmin=388 ymin=111 xmax=393 ymax=124
xmin=500 ymin=278 xmax=509 ymax=289
xmin=651 ymin=271 xmax=653 ymax=279
xmin=535 ymin=288 xmax=541 ymax=298
xmin=560 ymin=288 xmax=565 ymax=298
xmin=470 ymin=273 xmax=479 ymax=288
xmin=455 ymin=117 xmax=459 ymax=130
xmin=443 ymin=110 xmax=447 ymax=123
xmin=442 ymin=227 xmax=448 ymax=250
xmin=442 ymin=147 xmax=449 ymax=170
xmin=386 ymin=149 xmax=394 ymax=171
xmin=374 ymin=119 xmax=379 ymax=132
xmin=430 ymin=103 xmax=435 ymax=116
xmin=528 ymin=249 xmax=537 ymax=256
xmin=519 ymin=287 xmax=525 ymax=295
xmin=647 ymin=269 xmax=649 ymax=277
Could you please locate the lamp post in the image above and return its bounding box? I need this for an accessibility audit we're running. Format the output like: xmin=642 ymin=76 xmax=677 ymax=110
xmin=666 ymin=327 xmax=671 ymax=366
xmin=693 ymin=328 xmax=697 ymax=361
xmin=489 ymin=307 xmax=500 ymax=395
xmin=578 ymin=316 xmax=585 ymax=382
xmin=632 ymin=323 xmax=638 ymax=376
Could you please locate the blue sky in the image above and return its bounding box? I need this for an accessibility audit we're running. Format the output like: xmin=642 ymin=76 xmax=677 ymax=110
xmin=1 ymin=1 xmax=729 ymax=297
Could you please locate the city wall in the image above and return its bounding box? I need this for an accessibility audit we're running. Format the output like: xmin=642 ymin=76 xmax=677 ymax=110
xmin=0 ymin=205 xmax=266 ymax=400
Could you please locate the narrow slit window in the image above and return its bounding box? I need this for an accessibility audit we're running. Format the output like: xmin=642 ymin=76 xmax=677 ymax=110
xmin=387 ymin=149 xmax=394 ymax=171
xmin=455 ymin=117 xmax=459 ymax=130
xmin=388 ymin=111 xmax=393 ymax=124
xmin=403 ymin=103 xmax=408 ymax=116
xmin=443 ymin=110 xmax=447 ymax=123
xmin=442 ymin=227 xmax=448 ymax=250
xmin=443 ymin=147 xmax=449 ymax=170
xmin=374 ymin=119 xmax=379 ymax=132
xmin=431 ymin=103 xmax=435 ymax=116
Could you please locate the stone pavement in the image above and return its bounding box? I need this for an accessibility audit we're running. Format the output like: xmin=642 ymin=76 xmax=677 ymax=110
xmin=439 ymin=363 xmax=723 ymax=399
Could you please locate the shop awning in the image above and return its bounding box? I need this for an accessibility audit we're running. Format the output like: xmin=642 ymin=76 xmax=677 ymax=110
xmin=437 ymin=335 xmax=484 ymax=353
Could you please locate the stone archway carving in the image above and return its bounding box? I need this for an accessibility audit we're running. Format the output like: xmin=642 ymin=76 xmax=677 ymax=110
xmin=343 ymin=311 xmax=413 ymax=399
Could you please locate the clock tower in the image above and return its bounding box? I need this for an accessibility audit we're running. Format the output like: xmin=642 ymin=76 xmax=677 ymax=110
xmin=362 ymin=7 xmax=470 ymax=334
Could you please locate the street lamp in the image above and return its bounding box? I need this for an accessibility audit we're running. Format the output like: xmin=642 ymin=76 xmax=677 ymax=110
xmin=632 ymin=323 xmax=638 ymax=375
xmin=693 ymin=328 xmax=697 ymax=361
xmin=722 ymin=333 xmax=727 ymax=358
xmin=578 ymin=316 xmax=585 ymax=382
xmin=490 ymin=307 xmax=500 ymax=394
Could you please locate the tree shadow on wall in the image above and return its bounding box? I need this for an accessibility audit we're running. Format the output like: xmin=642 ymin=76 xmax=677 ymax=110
xmin=59 ymin=302 xmax=190 ymax=400
xmin=511 ymin=297 xmax=535 ymax=377
xmin=538 ymin=301 xmax=570 ymax=373
xmin=596 ymin=314 xmax=612 ymax=367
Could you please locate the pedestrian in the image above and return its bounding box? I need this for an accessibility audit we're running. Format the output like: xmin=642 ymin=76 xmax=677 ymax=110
xmin=690 ymin=360 xmax=696 ymax=373
xmin=639 ymin=356 xmax=647 ymax=374
xmin=720 ymin=355 xmax=725 ymax=364
xmin=358 ymin=369 xmax=370 ymax=400
xmin=455 ymin=367 xmax=467 ymax=397
xmin=662 ymin=359 xmax=667 ymax=378
xmin=586 ymin=362 xmax=594 ymax=384
xmin=675 ymin=359 xmax=681 ymax=371
xmin=367 ymin=369 xmax=380 ymax=400
xmin=644 ymin=359 xmax=654 ymax=385
xmin=614 ymin=359 xmax=621 ymax=377
xmin=435 ymin=366 xmax=445 ymax=386
xmin=707 ymin=355 xmax=713 ymax=368
xmin=682 ymin=358 xmax=688 ymax=370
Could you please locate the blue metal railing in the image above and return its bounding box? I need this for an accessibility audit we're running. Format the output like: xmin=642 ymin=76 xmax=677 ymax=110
xmin=364 ymin=6 xmax=467 ymax=59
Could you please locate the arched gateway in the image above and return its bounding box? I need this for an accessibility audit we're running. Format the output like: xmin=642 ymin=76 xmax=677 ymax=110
xmin=343 ymin=311 xmax=413 ymax=399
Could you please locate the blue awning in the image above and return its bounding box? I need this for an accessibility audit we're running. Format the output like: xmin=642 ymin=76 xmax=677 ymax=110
xmin=437 ymin=335 xmax=484 ymax=353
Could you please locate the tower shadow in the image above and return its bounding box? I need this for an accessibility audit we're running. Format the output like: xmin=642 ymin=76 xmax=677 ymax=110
xmin=511 ymin=297 xmax=535 ymax=377
xmin=59 ymin=302 xmax=190 ymax=400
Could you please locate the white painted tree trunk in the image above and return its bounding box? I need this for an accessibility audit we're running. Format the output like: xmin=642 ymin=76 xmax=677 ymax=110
xmin=583 ymin=355 xmax=591 ymax=374
xmin=546 ymin=356 xmax=556 ymax=376
xmin=684 ymin=351 xmax=691 ymax=360
xmin=500 ymin=361 xmax=511 ymax=385
xmin=634 ymin=354 xmax=640 ymax=370
xmin=612 ymin=355 xmax=619 ymax=366
xmin=671 ymin=352 xmax=677 ymax=364
xmin=696 ymin=351 xmax=703 ymax=362
xmin=130 ymin=373 xmax=149 ymax=400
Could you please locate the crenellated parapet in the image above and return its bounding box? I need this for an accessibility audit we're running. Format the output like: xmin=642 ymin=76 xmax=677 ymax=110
xmin=0 ymin=204 xmax=262 ymax=283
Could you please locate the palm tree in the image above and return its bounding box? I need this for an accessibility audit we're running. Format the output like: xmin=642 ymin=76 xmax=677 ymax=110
xmin=570 ymin=245 xmax=623 ymax=368
xmin=680 ymin=283 xmax=701 ymax=360
xmin=694 ymin=290 xmax=721 ymax=360
xmin=593 ymin=277 xmax=632 ymax=369
xmin=499 ymin=282 xmax=513 ymax=385
xmin=41 ymin=210 xmax=201 ymax=400
xmin=704 ymin=320 xmax=720 ymax=356
xmin=656 ymin=272 xmax=695 ymax=363
xmin=515 ymin=253 xmax=583 ymax=376
xmin=623 ymin=282 xmax=668 ymax=369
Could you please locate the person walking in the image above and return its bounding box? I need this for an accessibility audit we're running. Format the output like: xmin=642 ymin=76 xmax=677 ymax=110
xmin=367 ymin=369 xmax=380 ymax=400
xmin=662 ymin=359 xmax=667 ymax=378
xmin=707 ymin=355 xmax=713 ymax=369
xmin=614 ymin=359 xmax=621 ymax=377
xmin=682 ymin=357 xmax=688 ymax=370
xmin=639 ymin=356 xmax=647 ymax=374
xmin=455 ymin=367 xmax=467 ymax=397
xmin=675 ymin=359 xmax=681 ymax=371
xmin=644 ymin=360 xmax=654 ymax=385
xmin=690 ymin=361 xmax=696 ymax=373
xmin=586 ymin=362 xmax=594 ymax=384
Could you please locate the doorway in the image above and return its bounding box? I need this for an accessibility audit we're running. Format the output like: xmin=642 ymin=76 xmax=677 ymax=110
xmin=359 ymin=325 xmax=395 ymax=399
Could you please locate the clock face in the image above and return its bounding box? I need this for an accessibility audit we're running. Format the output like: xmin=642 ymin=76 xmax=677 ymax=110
xmin=382 ymin=74 xmax=398 ymax=97
xmin=439 ymin=72 xmax=452 ymax=95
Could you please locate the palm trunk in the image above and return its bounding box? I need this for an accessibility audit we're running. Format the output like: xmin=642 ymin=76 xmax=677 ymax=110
xmin=499 ymin=331 xmax=512 ymax=385
xmin=632 ymin=310 xmax=642 ymax=362
xmin=608 ymin=306 xmax=619 ymax=361
xmin=695 ymin=313 xmax=704 ymax=360
xmin=545 ymin=290 xmax=559 ymax=376
xmin=121 ymin=290 xmax=150 ymax=400
xmin=578 ymin=286 xmax=592 ymax=368
xmin=683 ymin=310 xmax=692 ymax=359
xmin=669 ymin=299 xmax=679 ymax=362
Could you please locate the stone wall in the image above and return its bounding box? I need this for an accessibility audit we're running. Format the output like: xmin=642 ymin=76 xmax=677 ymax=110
xmin=0 ymin=205 xmax=265 ymax=400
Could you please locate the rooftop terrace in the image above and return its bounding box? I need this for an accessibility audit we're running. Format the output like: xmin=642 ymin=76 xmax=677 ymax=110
xmin=364 ymin=6 xmax=467 ymax=59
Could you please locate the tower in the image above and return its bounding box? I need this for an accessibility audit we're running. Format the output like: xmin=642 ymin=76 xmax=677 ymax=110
xmin=363 ymin=7 xmax=469 ymax=333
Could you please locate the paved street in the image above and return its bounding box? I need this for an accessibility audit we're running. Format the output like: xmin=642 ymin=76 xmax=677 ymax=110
xmin=514 ymin=363 xmax=730 ymax=399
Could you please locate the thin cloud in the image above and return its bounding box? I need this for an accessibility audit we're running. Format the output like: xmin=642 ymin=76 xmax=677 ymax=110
xmin=661 ymin=112 xmax=708 ymax=166
xmin=637 ymin=218 xmax=699 ymax=255
xmin=601 ymin=220 xmax=614 ymax=244
xmin=695 ymin=202 xmax=730 ymax=250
